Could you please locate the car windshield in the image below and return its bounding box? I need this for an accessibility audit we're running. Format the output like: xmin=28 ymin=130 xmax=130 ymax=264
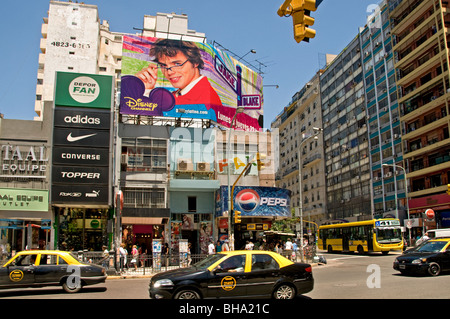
xmin=416 ymin=241 xmax=448 ymax=253
xmin=192 ymin=254 xmax=225 ymax=270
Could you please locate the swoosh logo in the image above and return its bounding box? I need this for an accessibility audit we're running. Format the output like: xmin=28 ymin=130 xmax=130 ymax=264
xmin=67 ymin=132 xmax=97 ymax=142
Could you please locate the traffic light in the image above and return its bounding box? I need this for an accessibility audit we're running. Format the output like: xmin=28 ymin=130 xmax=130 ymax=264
xmin=447 ymin=184 xmax=450 ymax=196
xmin=234 ymin=210 xmax=242 ymax=224
xmin=277 ymin=0 xmax=317 ymax=43
xmin=256 ymin=152 xmax=266 ymax=171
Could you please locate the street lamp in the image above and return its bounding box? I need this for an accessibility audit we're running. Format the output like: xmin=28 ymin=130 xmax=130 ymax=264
xmin=227 ymin=107 xmax=245 ymax=250
xmin=238 ymin=49 xmax=256 ymax=61
xmin=382 ymin=163 xmax=410 ymax=246
xmin=297 ymin=128 xmax=322 ymax=262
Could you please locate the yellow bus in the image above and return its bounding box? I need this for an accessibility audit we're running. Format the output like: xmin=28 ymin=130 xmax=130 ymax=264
xmin=318 ymin=219 xmax=403 ymax=254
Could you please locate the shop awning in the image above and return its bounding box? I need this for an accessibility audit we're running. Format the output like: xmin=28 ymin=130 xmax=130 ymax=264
xmin=122 ymin=217 xmax=165 ymax=225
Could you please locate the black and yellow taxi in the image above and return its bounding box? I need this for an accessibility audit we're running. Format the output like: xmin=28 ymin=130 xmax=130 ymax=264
xmin=393 ymin=238 xmax=450 ymax=276
xmin=0 ymin=250 xmax=107 ymax=293
xmin=149 ymin=250 xmax=313 ymax=299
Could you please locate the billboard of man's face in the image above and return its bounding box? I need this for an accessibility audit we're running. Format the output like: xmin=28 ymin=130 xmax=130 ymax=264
xmin=120 ymin=35 xmax=264 ymax=132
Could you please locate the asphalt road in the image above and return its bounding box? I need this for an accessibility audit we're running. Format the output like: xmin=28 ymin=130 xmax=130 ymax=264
xmin=1 ymin=251 xmax=449 ymax=300
xmin=306 ymin=251 xmax=450 ymax=299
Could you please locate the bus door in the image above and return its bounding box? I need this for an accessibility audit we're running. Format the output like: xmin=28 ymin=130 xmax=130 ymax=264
xmin=321 ymin=230 xmax=327 ymax=250
xmin=367 ymin=226 xmax=374 ymax=251
xmin=342 ymin=228 xmax=349 ymax=251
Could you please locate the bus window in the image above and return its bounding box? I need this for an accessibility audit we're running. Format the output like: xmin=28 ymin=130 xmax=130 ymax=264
xmin=376 ymin=227 xmax=402 ymax=244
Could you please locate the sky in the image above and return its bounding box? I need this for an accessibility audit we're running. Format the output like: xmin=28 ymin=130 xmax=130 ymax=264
xmin=0 ymin=0 xmax=382 ymax=129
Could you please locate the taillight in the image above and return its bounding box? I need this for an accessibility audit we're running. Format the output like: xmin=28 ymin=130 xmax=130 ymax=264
xmin=305 ymin=266 xmax=312 ymax=273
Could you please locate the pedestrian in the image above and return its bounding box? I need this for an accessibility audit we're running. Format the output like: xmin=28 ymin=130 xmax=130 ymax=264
xmin=292 ymin=241 xmax=298 ymax=261
xmin=162 ymin=243 xmax=169 ymax=267
xmin=187 ymin=242 xmax=192 ymax=265
xmin=131 ymin=245 xmax=139 ymax=271
xmin=208 ymin=241 xmax=215 ymax=254
xmin=102 ymin=245 xmax=109 ymax=269
xmin=119 ymin=243 xmax=127 ymax=274
xmin=216 ymin=241 xmax=222 ymax=253
xmin=222 ymin=240 xmax=230 ymax=252
xmin=285 ymin=238 xmax=293 ymax=260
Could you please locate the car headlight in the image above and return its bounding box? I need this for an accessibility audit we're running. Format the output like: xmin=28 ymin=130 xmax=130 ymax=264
xmin=411 ymin=258 xmax=426 ymax=264
xmin=153 ymin=279 xmax=174 ymax=288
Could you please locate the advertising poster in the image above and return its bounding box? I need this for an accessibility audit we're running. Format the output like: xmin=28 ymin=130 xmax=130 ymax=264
xmin=216 ymin=186 xmax=291 ymax=217
xmin=120 ymin=35 xmax=263 ymax=131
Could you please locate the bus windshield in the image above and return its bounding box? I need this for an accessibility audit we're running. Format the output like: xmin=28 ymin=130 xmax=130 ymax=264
xmin=375 ymin=227 xmax=402 ymax=244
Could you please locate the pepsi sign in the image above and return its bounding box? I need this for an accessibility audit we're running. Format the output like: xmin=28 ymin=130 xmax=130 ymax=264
xmin=217 ymin=186 xmax=290 ymax=217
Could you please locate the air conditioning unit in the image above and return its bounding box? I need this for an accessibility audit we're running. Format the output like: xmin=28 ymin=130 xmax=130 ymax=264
xmin=178 ymin=159 xmax=193 ymax=171
xmin=197 ymin=162 xmax=210 ymax=171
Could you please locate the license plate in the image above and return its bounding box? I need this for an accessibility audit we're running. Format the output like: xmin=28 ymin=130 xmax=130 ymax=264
xmin=399 ymin=264 xmax=405 ymax=269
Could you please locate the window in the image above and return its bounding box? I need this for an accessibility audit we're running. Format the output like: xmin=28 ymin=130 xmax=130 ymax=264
xmin=188 ymin=196 xmax=197 ymax=212
xmin=124 ymin=188 xmax=165 ymax=208
xmin=40 ymin=254 xmax=58 ymax=265
xmin=13 ymin=254 xmax=37 ymax=266
xmin=217 ymin=255 xmax=246 ymax=272
xmin=251 ymin=254 xmax=279 ymax=271
xmin=121 ymin=138 xmax=167 ymax=172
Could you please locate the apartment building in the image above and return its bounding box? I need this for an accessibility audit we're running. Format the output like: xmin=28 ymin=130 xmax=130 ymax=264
xmin=361 ymin=1 xmax=406 ymax=220
xmin=320 ymin=34 xmax=372 ymax=222
xmin=272 ymin=72 xmax=327 ymax=225
xmin=389 ymin=0 xmax=450 ymax=231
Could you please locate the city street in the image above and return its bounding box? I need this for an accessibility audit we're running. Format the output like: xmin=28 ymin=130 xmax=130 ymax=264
xmin=1 ymin=251 xmax=449 ymax=300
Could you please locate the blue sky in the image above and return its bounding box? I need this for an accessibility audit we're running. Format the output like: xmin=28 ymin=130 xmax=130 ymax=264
xmin=0 ymin=0 xmax=381 ymax=129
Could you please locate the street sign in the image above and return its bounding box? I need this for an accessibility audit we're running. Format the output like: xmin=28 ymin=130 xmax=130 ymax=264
xmin=425 ymin=209 xmax=435 ymax=219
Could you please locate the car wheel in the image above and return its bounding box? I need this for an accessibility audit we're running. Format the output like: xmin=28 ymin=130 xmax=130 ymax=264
xmin=327 ymin=245 xmax=333 ymax=253
xmin=428 ymin=262 xmax=441 ymax=276
xmin=62 ymin=278 xmax=82 ymax=293
xmin=357 ymin=245 xmax=364 ymax=254
xmin=273 ymin=284 xmax=296 ymax=299
xmin=174 ymin=289 xmax=201 ymax=299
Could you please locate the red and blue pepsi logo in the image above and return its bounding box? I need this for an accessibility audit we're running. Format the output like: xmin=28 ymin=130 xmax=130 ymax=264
xmin=235 ymin=189 xmax=260 ymax=212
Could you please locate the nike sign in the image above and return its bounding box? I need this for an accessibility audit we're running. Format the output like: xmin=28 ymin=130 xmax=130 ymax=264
xmin=67 ymin=132 xmax=97 ymax=142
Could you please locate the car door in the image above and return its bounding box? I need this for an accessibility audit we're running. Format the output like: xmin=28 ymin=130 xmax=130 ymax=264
xmin=0 ymin=253 xmax=37 ymax=287
xmin=246 ymin=253 xmax=281 ymax=297
xmin=34 ymin=254 xmax=68 ymax=284
xmin=206 ymin=254 xmax=247 ymax=298
xmin=442 ymin=243 xmax=450 ymax=271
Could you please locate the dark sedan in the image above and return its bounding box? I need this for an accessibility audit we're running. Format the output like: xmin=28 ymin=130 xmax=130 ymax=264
xmin=0 ymin=250 xmax=107 ymax=293
xmin=149 ymin=250 xmax=313 ymax=299
xmin=393 ymin=238 xmax=450 ymax=276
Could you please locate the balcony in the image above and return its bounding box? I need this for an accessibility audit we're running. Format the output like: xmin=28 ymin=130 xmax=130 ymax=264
xmin=407 ymin=148 xmax=450 ymax=179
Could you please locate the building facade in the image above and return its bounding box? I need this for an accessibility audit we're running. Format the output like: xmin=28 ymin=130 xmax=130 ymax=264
xmin=389 ymin=0 xmax=450 ymax=232
xmin=360 ymin=1 xmax=406 ymax=221
xmin=320 ymin=34 xmax=372 ymax=222
xmin=272 ymin=71 xmax=327 ymax=227
xmin=0 ymin=106 xmax=52 ymax=259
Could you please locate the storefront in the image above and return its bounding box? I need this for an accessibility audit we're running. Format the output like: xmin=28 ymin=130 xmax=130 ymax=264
xmin=51 ymin=72 xmax=114 ymax=251
xmin=408 ymin=193 xmax=450 ymax=241
xmin=56 ymin=207 xmax=109 ymax=251
xmin=0 ymin=188 xmax=51 ymax=258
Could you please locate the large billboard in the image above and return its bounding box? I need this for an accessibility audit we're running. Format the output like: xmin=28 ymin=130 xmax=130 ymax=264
xmin=120 ymin=35 xmax=263 ymax=131
xmin=216 ymin=186 xmax=291 ymax=217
